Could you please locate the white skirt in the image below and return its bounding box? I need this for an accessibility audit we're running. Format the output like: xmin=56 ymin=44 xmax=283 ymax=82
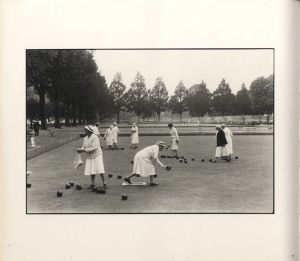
xmin=84 ymin=155 xmax=105 ymax=175
xmin=131 ymin=133 xmax=139 ymax=144
xmin=215 ymin=146 xmax=228 ymax=157
xmin=171 ymin=138 xmax=179 ymax=150
xmin=112 ymin=136 xmax=118 ymax=143
xmin=132 ymin=154 xmax=155 ymax=177
xmin=106 ymin=137 xmax=113 ymax=146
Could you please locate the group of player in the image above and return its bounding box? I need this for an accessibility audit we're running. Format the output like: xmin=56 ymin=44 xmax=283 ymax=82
xmin=76 ymin=122 xmax=233 ymax=189
xmin=91 ymin=122 xmax=139 ymax=150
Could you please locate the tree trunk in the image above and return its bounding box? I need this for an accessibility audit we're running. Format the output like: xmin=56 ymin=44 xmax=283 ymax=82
xmin=117 ymin=111 xmax=120 ymax=124
xmin=78 ymin=108 xmax=82 ymax=125
xmin=179 ymin=113 xmax=182 ymax=123
xmin=54 ymin=101 xmax=60 ymax=128
xmin=72 ymin=104 xmax=77 ymax=126
xmin=37 ymin=87 xmax=47 ymax=129
xmin=65 ymin=103 xmax=70 ymax=127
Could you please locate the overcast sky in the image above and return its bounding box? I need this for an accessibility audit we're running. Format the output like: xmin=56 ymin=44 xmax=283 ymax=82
xmin=93 ymin=49 xmax=273 ymax=94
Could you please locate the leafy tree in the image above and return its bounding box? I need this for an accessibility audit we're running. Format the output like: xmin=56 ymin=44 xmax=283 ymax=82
xmin=250 ymin=74 xmax=274 ymax=114
xmin=141 ymin=89 xmax=154 ymax=121
xmin=109 ymin=72 xmax=127 ymax=123
xmin=235 ymin=83 xmax=252 ymax=115
xmin=125 ymin=72 xmax=148 ymax=122
xmin=149 ymin=77 xmax=169 ymax=121
xmin=211 ymin=79 xmax=235 ymax=115
xmin=185 ymin=81 xmax=211 ymax=116
xmin=168 ymin=80 xmax=188 ymax=122
xmin=26 ymin=86 xmax=40 ymax=127
xmin=26 ymin=50 xmax=56 ymax=129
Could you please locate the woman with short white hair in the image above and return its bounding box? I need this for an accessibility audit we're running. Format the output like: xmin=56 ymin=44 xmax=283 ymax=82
xmin=112 ymin=122 xmax=119 ymax=149
xmin=124 ymin=141 xmax=168 ymax=186
xmin=131 ymin=123 xmax=139 ymax=149
xmin=104 ymin=125 xmax=114 ymax=150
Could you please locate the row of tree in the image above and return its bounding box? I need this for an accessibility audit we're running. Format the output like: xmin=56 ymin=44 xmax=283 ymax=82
xmin=109 ymin=72 xmax=273 ymax=122
xmin=26 ymin=50 xmax=274 ymax=129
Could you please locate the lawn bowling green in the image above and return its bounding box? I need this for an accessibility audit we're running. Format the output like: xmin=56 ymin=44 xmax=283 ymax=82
xmin=27 ymin=135 xmax=273 ymax=213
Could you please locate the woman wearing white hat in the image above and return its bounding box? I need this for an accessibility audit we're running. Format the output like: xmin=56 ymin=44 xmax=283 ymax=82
xmin=104 ymin=125 xmax=114 ymax=150
xmin=124 ymin=141 xmax=169 ymax=186
xmin=112 ymin=122 xmax=119 ymax=149
xmin=130 ymin=123 xmax=139 ymax=149
xmin=77 ymin=125 xmax=107 ymax=189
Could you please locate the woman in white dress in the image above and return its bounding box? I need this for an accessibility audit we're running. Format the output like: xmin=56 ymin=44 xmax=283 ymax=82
xmin=104 ymin=125 xmax=114 ymax=150
xmin=112 ymin=122 xmax=119 ymax=149
xmin=77 ymin=125 xmax=107 ymax=189
xmin=131 ymin=123 xmax=139 ymax=149
xmin=168 ymin=123 xmax=179 ymax=157
xmin=221 ymin=124 xmax=233 ymax=160
xmin=124 ymin=141 xmax=168 ymax=186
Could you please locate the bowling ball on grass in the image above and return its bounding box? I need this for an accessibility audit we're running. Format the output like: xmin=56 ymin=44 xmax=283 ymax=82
xmin=108 ymin=173 xmax=113 ymax=178
xmin=122 ymin=194 xmax=128 ymax=200
xmin=65 ymin=184 xmax=71 ymax=189
xmin=56 ymin=191 xmax=63 ymax=197
xmin=96 ymin=188 xmax=106 ymax=194
xmin=69 ymin=182 xmax=74 ymax=187
xmin=117 ymin=175 xmax=122 ymax=179
xmin=76 ymin=184 xmax=82 ymax=190
xmin=166 ymin=166 xmax=172 ymax=171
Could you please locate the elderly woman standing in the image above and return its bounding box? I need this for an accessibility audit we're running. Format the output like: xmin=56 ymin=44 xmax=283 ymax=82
xmin=168 ymin=123 xmax=179 ymax=157
xmin=221 ymin=123 xmax=233 ymax=160
xmin=77 ymin=125 xmax=107 ymax=189
xmin=213 ymin=125 xmax=229 ymax=162
xmin=131 ymin=123 xmax=139 ymax=149
xmin=104 ymin=125 xmax=114 ymax=150
xmin=112 ymin=122 xmax=119 ymax=149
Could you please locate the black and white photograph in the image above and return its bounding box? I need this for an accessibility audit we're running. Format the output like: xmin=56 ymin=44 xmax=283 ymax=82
xmin=26 ymin=48 xmax=274 ymax=214
xmin=2 ymin=0 xmax=299 ymax=260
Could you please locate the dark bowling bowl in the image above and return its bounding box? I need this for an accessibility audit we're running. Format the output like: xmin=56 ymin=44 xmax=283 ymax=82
xmin=191 ymin=158 xmax=195 ymax=161
xmin=69 ymin=182 xmax=74 ymax=187
xmin=96 ymin=188 xmax=106 ymax=194
xmin=179 ymin=160 xmax=183 ymax=163
xmin=166 ymin=166 xmax=172 ymax=171
xmin=235 ymin=156 xmax=239 ymax=159
xmin=117 ymin=175 xmax=122 ymax=179
xmin=122 ymin=194 xmax=128 ymax=200
xmin=76 ymin=184 xmax=82 ymax=190
xmin=201 ymin=159 xmax=205 ymax=162
xmin=181 ymin=156 xmax=184 ymax=159
xmin=131 ymin=160 xmax=134 ymax=164
xmin=26 ymin=183 xmax=31 ymax=188
xmin=108 ymin=174 xmax=113 ymax=178
xmin=56 ymin=191 xmax=63 ymax=197
xmin=65 ymin=184 xmax=71 ymax=189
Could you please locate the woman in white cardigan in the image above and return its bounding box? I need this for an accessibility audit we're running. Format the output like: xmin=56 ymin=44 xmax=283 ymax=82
xmin=77 ymin=125 xmax=107 ymax=189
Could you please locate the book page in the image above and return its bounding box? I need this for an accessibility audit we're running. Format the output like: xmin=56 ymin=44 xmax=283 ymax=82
xmin=1 ymin=0 xmax=299 ymax=260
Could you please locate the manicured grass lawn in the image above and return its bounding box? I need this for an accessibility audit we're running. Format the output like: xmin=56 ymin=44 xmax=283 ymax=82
xmin=27 ymin=135 xmax=273 ymax=213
